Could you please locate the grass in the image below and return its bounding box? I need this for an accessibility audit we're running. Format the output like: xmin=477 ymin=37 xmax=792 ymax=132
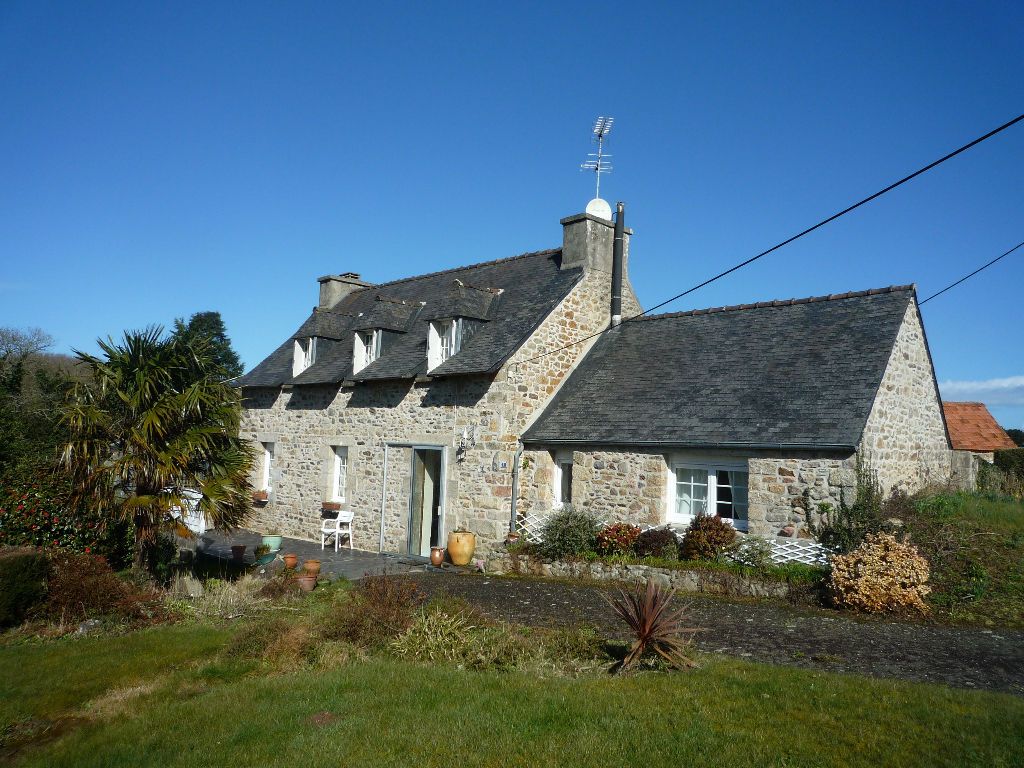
xmin=0 ymin=624 xmax=229 ymax=729
xmin=1 ymin=622 xmax=1022 ymax=767
xmin=900 ymin=492 xmax=1024 ymax=627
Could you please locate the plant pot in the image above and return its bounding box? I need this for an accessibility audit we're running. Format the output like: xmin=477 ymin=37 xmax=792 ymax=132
xmin=321 ymin=501 xmax=342 ymax=512
xmin=296 ymin=574 xmax=317 ymax=592
xmin=255 ymin=552 xmax=276 ymax=566
xmin=282 ymin=553 xmax=298 ymax=569
xmin=505 ymin=531 xmax=522 ymax=547
xmin=252 ymin=491 xmax=268 ymax=504
xmin=429 ymin=546 xmax=445 ymax=567
xmin=230 ymin=544 xmax=247 ymax=563
xmin=447 ymin=531 xmax=476 ymax=567
xmin=302 ymin=559 xmax=322 ymax=578
xmin=261 ymin=535 xmax=283 ymax=551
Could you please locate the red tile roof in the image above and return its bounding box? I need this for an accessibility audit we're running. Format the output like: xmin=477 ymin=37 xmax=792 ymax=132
xmin=942 ymin=402 xmax=1017 ymax=452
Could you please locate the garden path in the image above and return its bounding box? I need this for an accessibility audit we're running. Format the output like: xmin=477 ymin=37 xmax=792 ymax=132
xmin=408 ymin=572 xmax=1024 ymax=696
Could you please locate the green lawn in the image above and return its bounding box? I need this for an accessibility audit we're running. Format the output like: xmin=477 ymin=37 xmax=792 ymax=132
xmin=2 ymin=623 xmax=1022 ymax=768
xmin=903 ymin=492 xmax=1024 ymax=627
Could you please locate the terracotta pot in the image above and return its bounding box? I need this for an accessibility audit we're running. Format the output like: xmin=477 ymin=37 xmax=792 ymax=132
xmin=252 ymin=490 xmax=268 ymax=503
xmin=230 ymin=544 xmax=246 ymax=563
xmin=447 ymin=531 xmax=476 ymax=567
xmin=302 ymin=559 xmax=322 ymax=577
xmin=321 ymin=501 xmax=342 ymax=511
xmin=282 ymin=553 xmax=298 ymax=569
xmin=505 ymin=531 xmax=521 ymax=547
xmin=429 ymin=546 xmax=445 ymax=567
xmin=296 ymin=574 xmax=317 ymax=592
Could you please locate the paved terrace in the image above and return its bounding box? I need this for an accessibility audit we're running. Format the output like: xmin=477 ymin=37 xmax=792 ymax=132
xmin=197 ymin=529 xmax=466 ymax=581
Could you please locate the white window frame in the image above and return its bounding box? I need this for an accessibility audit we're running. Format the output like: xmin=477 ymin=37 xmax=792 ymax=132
xmin=329 ymin=445 xmax=348 ymax=502
xmin=667 ymin=457 xmax=749 ymax=531
xmin=353 ymin=329 xmax=381 ymax=374
xmin=427 ymin=318 xmax=463 ymax=371
xmin=260 ymin=442 xmax=275 ymax=491
xmin=551 ymin=450 xmax=574 ymax=509
xmin=292 ymin=337 xmax=317 ymax=376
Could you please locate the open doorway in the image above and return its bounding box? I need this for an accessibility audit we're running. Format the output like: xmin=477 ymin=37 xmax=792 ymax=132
xmin=408 ymin=448 xmax=444 ymax=557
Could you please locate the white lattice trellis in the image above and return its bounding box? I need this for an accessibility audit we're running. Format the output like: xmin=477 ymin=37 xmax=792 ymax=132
xmin=770 ymin=538 xmax=831 ymax=566
xmin=514 ymin=509 xmax=555 ymax=544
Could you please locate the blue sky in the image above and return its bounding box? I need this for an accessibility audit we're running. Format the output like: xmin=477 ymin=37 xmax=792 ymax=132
xmin=1 ymin=1 xmax=1022 ymax=427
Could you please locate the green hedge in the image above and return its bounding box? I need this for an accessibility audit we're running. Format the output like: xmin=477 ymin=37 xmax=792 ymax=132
xmin=0 ymin=548 xmax=49 ymax=628
xmin=994 ymin=448 xmax=1024 ymax=478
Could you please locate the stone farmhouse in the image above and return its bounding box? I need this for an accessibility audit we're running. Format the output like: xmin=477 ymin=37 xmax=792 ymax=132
xmin=238 ymin=207 xmax=953 ymax=554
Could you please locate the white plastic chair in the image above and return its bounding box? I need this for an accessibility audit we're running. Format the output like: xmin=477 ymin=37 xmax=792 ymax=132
xmin=321 ymin=510 xmax=354 ymax=551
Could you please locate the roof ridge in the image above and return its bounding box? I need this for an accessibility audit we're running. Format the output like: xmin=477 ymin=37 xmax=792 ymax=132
xmin=358 ymin=248 xmax=562 ymax=292
xmin=634 ymin=284 xmax=917 ymax=322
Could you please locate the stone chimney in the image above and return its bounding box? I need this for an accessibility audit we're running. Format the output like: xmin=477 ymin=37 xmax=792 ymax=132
xmin=317 ymin=272 xmax=374 ymax=309
xmin=559 ymin=212 xmax=631 ymax=274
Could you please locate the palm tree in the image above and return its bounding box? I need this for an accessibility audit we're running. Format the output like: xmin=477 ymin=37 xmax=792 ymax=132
xmin=60 ymin=327 xmax=253 ymax=572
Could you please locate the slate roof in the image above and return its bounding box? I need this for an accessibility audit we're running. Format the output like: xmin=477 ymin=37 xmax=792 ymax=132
xmin=942 ymin=402 xmax=1016 ymax=452
xmin=523 ymin=286 xmax=919 ymax=450
xmin=237 ymin=248 xmax=580 ymax=387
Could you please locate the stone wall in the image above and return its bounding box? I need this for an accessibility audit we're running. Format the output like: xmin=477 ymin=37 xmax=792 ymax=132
xmin=518 ymin=448 xmax=666 ymax=527
xmin=746 ymin=454 xmax=855 ymax=537
xmin=240 ymin=254 xmax=640 ymax=556
xmin=859 ymin=302 xmax=951 ymax=492
xmin=518 ymin=446 xmax=855 ymax=538
xmin=487 ymin=552 xmax=792 ymax=599
xmin=950 ymin=450 xmax=983 ymax=491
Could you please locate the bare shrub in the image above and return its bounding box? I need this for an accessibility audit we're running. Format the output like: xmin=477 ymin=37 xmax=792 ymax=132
xmin=828 ymin=533 xmax=931 ymax=614
xmin=321 ymin=574 xmax=424 ymax=648
xmin=42 ymin=550 xmax=166 ymax=626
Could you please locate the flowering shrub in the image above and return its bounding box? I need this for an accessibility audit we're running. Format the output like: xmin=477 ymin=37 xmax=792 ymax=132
xmin=0 ymin=468 xmax=132 ymax=568
xmin=595 ymin=523 xmax=642 ymax=556
xmin=828 ymin=533 xmax=931 ymax=614
xmin=679 ymin=513 xmax=737 ymax=561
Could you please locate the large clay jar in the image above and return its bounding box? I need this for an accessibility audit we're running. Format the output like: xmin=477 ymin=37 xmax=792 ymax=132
xmin=296 ymin=574 xmax=317 ymax=592
xmin=230 ymin=544 xmax=247 ymax=563
xmin=447 ymin=531 xmax=476 ymax=566
xmin=429 ymin=546 xmax=445 ymax=567
xmin=302 ymin=559 xmax=322 ymax=578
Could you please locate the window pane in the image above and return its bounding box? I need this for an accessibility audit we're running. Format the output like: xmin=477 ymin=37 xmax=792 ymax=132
xmin=560 ymin=462 xmax=573 ymax=504
xmin=715 ymin=469 xmax=748 ymax=521
xmin=333 ymin=447 xmax=348 ymax=500
xmin=675 ymin=467 xmax=708 ymax=517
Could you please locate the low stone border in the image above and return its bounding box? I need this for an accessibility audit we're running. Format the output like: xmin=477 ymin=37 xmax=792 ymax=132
xmin=486 ymin=553 xmax=792 ymax=599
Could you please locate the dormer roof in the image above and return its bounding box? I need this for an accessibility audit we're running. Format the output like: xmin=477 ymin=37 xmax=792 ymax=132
xmin=237 ymin=248 xmax=578 ymax=387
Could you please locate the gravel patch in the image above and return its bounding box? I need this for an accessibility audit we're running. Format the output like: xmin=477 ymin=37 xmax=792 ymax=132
xmin=409 ymin=572 xmax=1024 ymax=695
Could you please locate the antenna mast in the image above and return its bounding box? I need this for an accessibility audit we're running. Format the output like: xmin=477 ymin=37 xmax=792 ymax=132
xmin=581 ymin=116 xmax=614 ymax=219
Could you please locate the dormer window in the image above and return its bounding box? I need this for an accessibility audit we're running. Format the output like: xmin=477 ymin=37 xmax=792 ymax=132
xmin=428 ymin=318 xmax=464 ymax=371
xmin=353 ymin=329 xmax=382 ymax=374
xmin=293 ymin=337 xmax=317 ymax=376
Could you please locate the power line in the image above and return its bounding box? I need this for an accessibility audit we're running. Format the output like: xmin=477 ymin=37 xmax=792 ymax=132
xmin=919 ymin=240 xmax=1024 ymax=305
xmin=517 ymin=111 xmax=1024 ymax=366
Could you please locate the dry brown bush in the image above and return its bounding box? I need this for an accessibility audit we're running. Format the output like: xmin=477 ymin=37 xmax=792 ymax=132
xmin=828 ymin=533 xmax=931 ymax=615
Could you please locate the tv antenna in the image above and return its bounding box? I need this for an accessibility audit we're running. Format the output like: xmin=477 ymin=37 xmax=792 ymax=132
xmin=581 ymin=116 xmax=614 ymax=219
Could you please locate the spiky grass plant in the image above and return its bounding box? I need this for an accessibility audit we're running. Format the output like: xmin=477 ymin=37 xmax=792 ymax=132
xmin=605 ymin=579 xmax=698 ymax=672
